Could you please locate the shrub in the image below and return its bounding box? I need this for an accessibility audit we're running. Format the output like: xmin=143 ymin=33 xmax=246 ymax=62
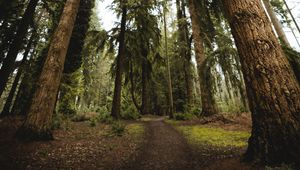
xmin=111 ymin=121 xmax=125 ymax=136
xmin=51 ymin=114 xmax=64 ymax=130
xmin=89 ymin=118 xmax=97 ymax=127
xmin=71 ymin=114 xmax=90 ymax=122
xmin=98 ymin=112 xmax=113 ymax=123
xmin=121 ymin=105 xmax=141 ymax=120
xmin=174 ymin=113 xmax=195 ymax=121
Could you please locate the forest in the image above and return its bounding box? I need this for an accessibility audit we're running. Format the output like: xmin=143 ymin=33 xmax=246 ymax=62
xmin=0 ymin=0 xmax=300 ymax=169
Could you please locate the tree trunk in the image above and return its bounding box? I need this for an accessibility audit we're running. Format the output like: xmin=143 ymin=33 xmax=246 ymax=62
xmin=176 ymin=0 xmax=194 ymax=106
xmin=163 ymin=1 xmax=174 ymax=119
xmin=16 ymin=0 xmax=81 ymax=141
xmin=0 ymin=0 xmax=39 ymax=97
xmin=188 ymin=0 xmax=218 ymax=116
xmin=222 ymin=0 xmax=300 ymax=165
xmin=129 ymin=61 xmax=141 ymax=113
xmin=262 ymin=0 xmax=291 ymax=47
xmin=0 ymin=34 xmax=34 ymax=117
xmin=141 ymin=56 xmax=150 ymax=115
xmin=111 ymin=3 xmax=127 ymax=119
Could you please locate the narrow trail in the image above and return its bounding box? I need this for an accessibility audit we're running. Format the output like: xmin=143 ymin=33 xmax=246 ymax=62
xmin=124 ymin=118 xmax=202 ymax=170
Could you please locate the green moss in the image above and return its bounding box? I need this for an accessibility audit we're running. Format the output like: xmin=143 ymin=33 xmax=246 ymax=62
xmin=177 ymin=126 xmax=250 ymax=148
xmin=126 ymin=123 xmax=145 ymax=137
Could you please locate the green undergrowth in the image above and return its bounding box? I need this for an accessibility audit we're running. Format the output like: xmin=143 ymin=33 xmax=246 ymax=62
xmin=176 ymin=125 xmax=250 ymax=148
xmin=107 ymin=122 xmax=145 ymax=137
xmin=126 ymin=123 xmax=145 ymax=137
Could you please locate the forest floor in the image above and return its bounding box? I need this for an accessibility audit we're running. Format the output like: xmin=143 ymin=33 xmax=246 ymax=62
xmin=0 ymin=113 xmax=266 ymax=170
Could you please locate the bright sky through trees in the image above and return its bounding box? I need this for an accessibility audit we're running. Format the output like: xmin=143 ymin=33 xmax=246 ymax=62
xmin=97 ymin=0 xmax=300 ymax=51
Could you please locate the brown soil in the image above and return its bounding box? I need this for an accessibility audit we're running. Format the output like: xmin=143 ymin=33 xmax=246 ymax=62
xmin=0 ymin=116 xmax=144 ymax=170
xmin=0 ymin=115 xmax=263 ymax=170
xmin=123 ymin=116 xmax=261 ymax=170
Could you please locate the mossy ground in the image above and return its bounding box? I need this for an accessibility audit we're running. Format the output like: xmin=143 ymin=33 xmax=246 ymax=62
xmin=176 ymin=125 xmax=250 ymax=147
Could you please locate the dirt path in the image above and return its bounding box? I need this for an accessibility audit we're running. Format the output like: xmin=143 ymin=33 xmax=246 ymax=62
xmin=124 ymin=118 xmax=202 ymax=170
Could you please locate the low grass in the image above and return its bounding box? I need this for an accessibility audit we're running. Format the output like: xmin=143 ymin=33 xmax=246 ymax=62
xmin=126 ymin=123 xmax=145 ymax=137
xmin=177 ymin=125 xmax=250 ymax=148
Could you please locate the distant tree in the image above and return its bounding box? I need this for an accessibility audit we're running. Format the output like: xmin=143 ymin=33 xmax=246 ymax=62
xmin=111 ymin=0 xmax=127 ymax=119
xmin=188 ymin=0 xmax=218 ymax=116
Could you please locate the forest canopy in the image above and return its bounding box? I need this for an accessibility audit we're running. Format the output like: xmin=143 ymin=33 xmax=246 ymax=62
xmin=0 ymin=0 xmax=300 ymax=169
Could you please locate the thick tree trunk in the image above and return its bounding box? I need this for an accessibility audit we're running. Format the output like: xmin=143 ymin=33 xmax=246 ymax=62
xmin=111 ymin=3 xmax=127 ymax=119
xmin=163 ymin=1 xmax=174 ymax=119
xmin=262 ymin=0 xmax=291 ymax=47
xmin=16 ymin=0 xmax=81 ymax=141
xmin=222 ymin=0 xmax=300 ymax=165
xmin=0 ymin=0 xmax=39 ymax=97
xmin=188 ymin=0 xmax=218 ymax=116
xmin=176 ymin=0 xmax=194 ymax=106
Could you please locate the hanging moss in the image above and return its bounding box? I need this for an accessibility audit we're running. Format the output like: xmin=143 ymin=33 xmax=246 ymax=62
xmin=63 ymin=0 xmax=95 ymax=74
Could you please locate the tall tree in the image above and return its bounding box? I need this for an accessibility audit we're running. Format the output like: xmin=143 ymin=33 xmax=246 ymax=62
xmin=0 ymin=33 xmax=35 ymax=117
xmin=282 ymin=0 xmax=300 ymax=35
xmin=163 ymin=1 xmax=174 ymax=118
xmin=111 ymin=1 xmax=127 ymax=119
xmin=188 ymin=0 xmax=218 ymax=116
xmin=262 ymin=0 xmax=291 ymax=47
xmin=59 ymin=0 xmax=95 ymax=115
xmin=0 ymin=0 xmax=39 ymax=97
xmin=222 ymin=0 xmax=300 ymax=165
xmin=176 ymin=0 xmax=194 ymax=106
xmin=16 ymin=0 xmax=81 ymax=140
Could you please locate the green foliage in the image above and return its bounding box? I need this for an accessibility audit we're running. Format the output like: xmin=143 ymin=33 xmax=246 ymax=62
xmin=71 ymin=113 xmax=90 ymax=122
xmin=177 ymin=126 xmax=250 ymax=147
xmin=126 ymin=123 xmax=144 ymax=136
xmin=51 ymin=114 xmax=71 ymax=130
xmin=98 ymin=112 xmax=114 ymax=124
xmin=282 ymin=45 xmax=300 ymax=83
xmin=121 ymin=105 xmax=141 ymax=120
xmin=51 ymin=114 xmax=64 ymax=130
xmin=174 ymin=113 xmax=196 ymax=121
xmin=111 ymin=121 xmax=125 ymax=136
xmin=265 ymin=164 xmax=295 ymax=170
xmin=89 ymin=117 xmax=98 ymax=127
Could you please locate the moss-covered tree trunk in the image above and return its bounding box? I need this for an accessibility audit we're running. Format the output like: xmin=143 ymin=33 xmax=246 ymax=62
xmin=16 ymin=0 xmax=81 ymax=140
xmin=163 ymin=1 xmax=174 ymax=119
xmin=188 ymin=0 xmax=218 ymax=116
xmin=223 ymin=0 xmax=300 ymax=165
xmin=176 ymin=0 xmax=194 ymax=106
xmin=111 ymin=3 xmax=127 ymax=119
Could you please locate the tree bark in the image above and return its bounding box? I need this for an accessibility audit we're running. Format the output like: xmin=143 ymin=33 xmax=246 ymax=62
xmin=0 ymin=0 xmax=39 ymax=97
xmin=188 ymin=0 xmax=218 ymax=116
xmin=141 ymin=55 xmax=150 ymax=115
xmin=163 ymin=1 xmax=174 ymax=119
xmin=262 ymin=0 xmax=291 ymax=47
xmin=16 ymin=0 xmax=81 ymax=141
xmin=129 ymin=61 xmax=141 ymax=113
xmin=222 ymin=0 xmax=300 ymax=165
xmin=176 ymin=0 xmax=194 ymax=106
xmin=111 ymin=3 xmax=127 ymax=119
